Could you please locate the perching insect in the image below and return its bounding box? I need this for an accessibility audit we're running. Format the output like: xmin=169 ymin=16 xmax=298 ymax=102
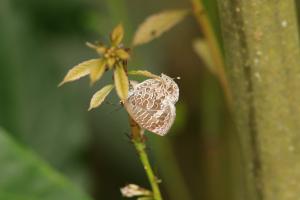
xmin=124 ymin=74 xmax=179 ymax=136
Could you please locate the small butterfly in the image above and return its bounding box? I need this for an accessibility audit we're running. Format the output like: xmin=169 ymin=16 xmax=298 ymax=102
xmin=124 ymin=74 xmax=179 ymax=136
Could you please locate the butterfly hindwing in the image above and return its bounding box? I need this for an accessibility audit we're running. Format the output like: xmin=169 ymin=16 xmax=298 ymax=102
xmin=124 ymin=74 xmax=178 ymax=136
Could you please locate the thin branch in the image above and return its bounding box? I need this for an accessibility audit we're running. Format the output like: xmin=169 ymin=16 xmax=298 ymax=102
xmin=129 ymin=117 xmax=163 ymax=200
xmin=190 ymin=0 xmax=233 ymax=109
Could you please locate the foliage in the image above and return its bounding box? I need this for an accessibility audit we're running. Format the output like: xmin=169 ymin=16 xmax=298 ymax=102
xmin=0 ymin=128 xmax=92 ymax=200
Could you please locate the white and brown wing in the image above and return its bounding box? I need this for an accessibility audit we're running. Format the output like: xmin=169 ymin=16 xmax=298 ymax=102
xmin=124 ymin=79 xmax=176 ymax=136
xmin=124 ymin=96 xmax=175 ymax=136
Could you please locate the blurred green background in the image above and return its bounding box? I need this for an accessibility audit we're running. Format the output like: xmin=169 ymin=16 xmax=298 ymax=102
xmin=0 ymin=0 xmax=299 ymax=200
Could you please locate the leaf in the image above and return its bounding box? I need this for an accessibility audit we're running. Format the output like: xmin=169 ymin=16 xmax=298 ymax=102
xmin=107 ymin=57 xmax=116 ymax=69
xmin=120 ymin=184 xmax=152 ymax=198
xmin=114 ymin=63 xmax=129 ymax=101
xmin=193 ymin=39 xmax=216 ymax=74
xmin=110 ymin=24 xmax=124 ymax=46
xmin=115 ymin=49 xmax=130 ymax=60
xmin=132 ymin=9 xmax=188 ymax=46
xmin=128 ymin=70 xmax=160 ymax=79
xmin=88 ymin=84 xmax=114 ymax=110
xmin=0 ymin=128 xmax=92 ymax=200
xmin=59 ymin=59 xmax=101 ymax=86
xmin=86 ymin=42 xmax=106 ymax=54
xmin=89 ymin=59 xmax=106 ymax=85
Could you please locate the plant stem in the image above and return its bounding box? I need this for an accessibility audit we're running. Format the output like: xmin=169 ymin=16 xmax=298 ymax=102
xmin=217 ymin=0 xmax=300 ymax=199
xmin=190 ymin=0 xmax=232 ymax=109
xmin=129 ymin=117 xmax=163 ymax=200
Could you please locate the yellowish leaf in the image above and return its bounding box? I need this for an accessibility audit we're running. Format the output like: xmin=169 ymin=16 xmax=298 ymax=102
xmin=193 ymin=39 xmax=215 ymax=74
xmin=86 ymin=42 xmax=106 ymax=54
xmin=88 ymin=84 xmax=114 ymax=110
xmin=107 ymin=57 xmax=116 ymax=69
xmin=59 ymin=59 xmax=101 ymax=87
xmin=115 ymin=49 xmax=130 ymax=60
xmin=128 ymin=70 xmax=160 ymax=79
xmin=114 ymin=63 xmax=129 ymax=101
xmin=111 ymin=24 xmax=124 ymax=46
xmin=132 ymin=9 xmax=188 ymax=46
xmin=89 ymin=59 xmax=106 ymax=85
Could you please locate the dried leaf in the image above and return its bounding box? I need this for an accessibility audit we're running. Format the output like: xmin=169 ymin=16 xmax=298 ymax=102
xmin=132 ymin=9 xmax=188 ymax=46
xmin=128 ymin=70 xmax=160 ymax=79
xmin=115 ymin=49 xmax=130 ymax=60
xmin=59 ymin=59 xmax=101 ymax=86
xmin=114 ymin=63 xmax=129 ymax=101
xmin=89 ymin=59 xmax=106 ymax=85
xmin=193 ymin=39 xmax=216 ymax=74
xmin=88 ymin=84 xmax=114 ymax=110
xmin=120 ymin=184 xmax=152 ymax=198
xmin=111 ymin=24 xmax=124 ymax=46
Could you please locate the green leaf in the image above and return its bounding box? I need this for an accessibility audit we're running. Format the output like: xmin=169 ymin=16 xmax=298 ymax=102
xmin=0 ymin=128 xmax=92 ymax=200
xmin=132 ymin=9 xmax=189 ymax=46
xmin=114 ymin=63 xmax=129 ymax=101
xmin=88 ymin=84 xmax=114 ymax=110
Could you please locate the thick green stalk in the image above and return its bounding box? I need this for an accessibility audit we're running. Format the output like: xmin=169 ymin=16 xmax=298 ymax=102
xmin=129 ymin=117 xmax=163 ymax=200
xmin=217 ymin=0 xmax=300 ymax=199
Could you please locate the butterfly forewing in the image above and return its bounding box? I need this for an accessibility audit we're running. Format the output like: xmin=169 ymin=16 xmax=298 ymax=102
xmin=124 ymin=74 xmax=179 ymax=136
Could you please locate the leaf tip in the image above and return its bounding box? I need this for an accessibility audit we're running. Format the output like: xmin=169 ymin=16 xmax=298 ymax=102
xmin=88 ymin=106 xmax=94 ymax=111
xmin=58 ymin=80 xmax=66 ymax=87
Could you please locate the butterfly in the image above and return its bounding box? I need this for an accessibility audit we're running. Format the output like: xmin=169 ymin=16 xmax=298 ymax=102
xmin=124 ymin=74 xmax=179 ymax=136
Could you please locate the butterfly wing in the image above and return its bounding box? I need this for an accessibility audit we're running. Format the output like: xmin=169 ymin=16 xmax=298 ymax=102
xmin=125 ymin=98 xmax=175 ymax=136
xmin=124 ymin=79 xmax=176 ymax=136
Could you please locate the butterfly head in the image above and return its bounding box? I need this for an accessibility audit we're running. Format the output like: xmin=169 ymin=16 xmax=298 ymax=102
xmin=160 ymin=74 xmax=179 ymax=104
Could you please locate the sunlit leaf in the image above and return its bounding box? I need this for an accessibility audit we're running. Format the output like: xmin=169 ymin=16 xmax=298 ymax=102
xmin=114 ymin=63 xmax=129 ymax=101
xmin=107 ymin=57 xmax=116 ymax=69
xmin=128 ymin=70 xmax=160 ymax=79
xmin=132 ymin=9 xmax=188 ymax=46
xmin=59 ymin=59 xmax=101 ymax=86
xmin=193 ymin=39 xmax=216 ymax=74
xmin=89 ymin=59 xmax=106 ymax=85
xmin=111 ymin=24 xmax=124 ymax=46
xmin=88 ymin=84 xmax=114 ymax=110
xmin=115 ymin=49 xmax=130 ymax=60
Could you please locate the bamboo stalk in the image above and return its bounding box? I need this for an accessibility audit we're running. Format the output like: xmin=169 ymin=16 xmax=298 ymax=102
xmin=217 ymin=0 xmax=300 ymax=199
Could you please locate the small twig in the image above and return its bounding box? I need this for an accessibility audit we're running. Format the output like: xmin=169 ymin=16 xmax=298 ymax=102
xmin=191 ymin=0 xmax=233 ymax=109
xmin=129 ymin=117 xmax=163 ymax=200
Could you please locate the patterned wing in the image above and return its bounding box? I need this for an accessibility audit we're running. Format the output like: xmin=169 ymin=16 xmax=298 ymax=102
xmin=124 ymin=79 xmax=176 ymax=136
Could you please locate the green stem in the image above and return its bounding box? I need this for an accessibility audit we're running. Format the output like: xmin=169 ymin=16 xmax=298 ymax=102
xmin=190 ymin=0 xmax=232 ymax=109
xmin=129 ymin=117 xmax=163 ymax=200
